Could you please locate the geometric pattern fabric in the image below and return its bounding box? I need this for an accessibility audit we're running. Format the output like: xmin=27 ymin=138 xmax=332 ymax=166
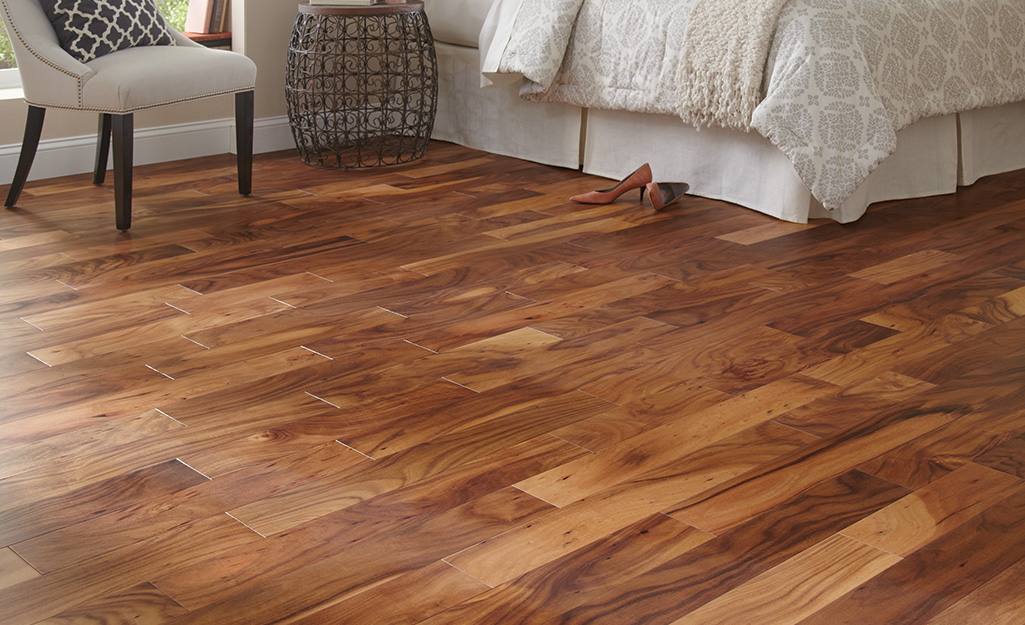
xmin=40 ymin=0 xmax=175 ymax=63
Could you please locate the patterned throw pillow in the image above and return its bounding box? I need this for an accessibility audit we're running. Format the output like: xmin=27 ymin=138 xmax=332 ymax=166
xmin=40 ymin=0 xmax=176 ymax=63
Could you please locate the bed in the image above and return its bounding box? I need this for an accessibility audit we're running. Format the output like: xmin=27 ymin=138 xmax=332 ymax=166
xmin=424 ymin=0 xmax=1025 ymax=223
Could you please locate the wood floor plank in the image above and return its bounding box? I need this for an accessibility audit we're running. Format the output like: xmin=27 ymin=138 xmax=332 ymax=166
xmin=774 ymin=371 xmax=935 ymax=437
xmin=924 ymin=555 xmax=1025 ymax=625
xmin=556 ymin=470 xmax=909 ymax=625
xmin=794 ymin=483 xmax=1025 ymax=625
xmin=159 ymin=488 xmax=551 ymax=625
xmin=974 ymin=431 xmax=1025 ymax=478
xmin=0 ymin=514 xmax=260 ymax=625
xmin=0 ymin=409 xmax=184 ymax=482
xmin=841 ymin=462 xmax=1023 ymax=556
xmin=666 ymin=398 xmax=958 ymax=534
xmin=150 ymin=435 xmax=585 ymax=609
xmin=668 ymin=534 xmax=901 ymax=625
xmin=0 ymin=547 xmax=39 ymax=591
xmin=287 ymin=560 xmax=487 ymax=625
xmin=552 ymin=380 xmax=730 ymax=452
xmin=35 ymin=582 xmax=189 ymax=625
xmin=27 ymin=295 xmax=293 ymax=366
xmin=848 ymin=250 xmax=963 ymax=285
xmin=0 ymin=458 xmax=208 ymax=546
xmin=857 ymin=415 xmax=1014 ymax=489
xmin=228 ymin=393 xmax=611 ymax=536
xmin=11 ymin=442 xmax=363 ymax=572
xmin=440 ymin=316 xmax=673 ymax=392
xmin=179 ymin=380 xmax=476 ymax=477
xmin=801 ymin=313 xmax=992 ymax=387
xmin=425 ymin=514 xmax=711 ymax=625
xmin=447 ymin=420 xmax=814 ymax=588
xmin=0 ymin=393 xmax=344 ymax=510
xmin=516 ymin=375 xmax=836 ymax=508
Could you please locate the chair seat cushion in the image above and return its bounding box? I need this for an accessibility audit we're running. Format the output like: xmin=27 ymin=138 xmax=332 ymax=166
xmin=81 ymin=44 xmax=257 ymax=111
xmin=40 ymin=0 xmax=176 ymax=63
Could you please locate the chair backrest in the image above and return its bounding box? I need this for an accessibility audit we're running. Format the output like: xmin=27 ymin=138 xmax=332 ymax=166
xmin=0 ymin=0 xmax=96 ymax=107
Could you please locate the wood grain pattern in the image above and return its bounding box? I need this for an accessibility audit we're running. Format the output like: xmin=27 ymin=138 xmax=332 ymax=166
xmin=449 ymin=420 xmax=813 ymax=588
xmin=150 ymin=435 xmax=585 ymax=610
xmin=974 ymin=431 xmax=1025 ymax=478
xmin=0 ymin=547 xmax=39 ymax=590
xmin=35 ymin=582 xmax=189 ymax=625
xmin=842 ymin=462 xmax=1023 ymax=556
xmin=667 ymin=401 xmax=956 ymax=534
xmin=516 ymin=375 xmax=836 ymax=508
xmin=557 ymin=470 xmax=909 ymax=625
xmin=425 ymin=514 xmax=712 ymax=625
xmin=286 ymin=561 xmax=487 ymax=625
xmin=0 ymin=514 xmax=260 ymax=625
xmin=795 ymin=483 xmax=1025 ymax=625
xmin=848 ymin=249 xmax=963 ymax=285
xmin=1 ymin=145 xmax=1023 ymax=624
xmin=924 ymin=555 xmax=1025 ymax=625
xmin=0 ymin=458 xmax=207 ymax=546
xmin=668 ymin=534 xmax=901 ymax=625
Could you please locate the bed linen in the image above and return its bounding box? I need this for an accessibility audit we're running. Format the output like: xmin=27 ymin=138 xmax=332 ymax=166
xmin=482 ymin=0 xmax=1025 ymax=212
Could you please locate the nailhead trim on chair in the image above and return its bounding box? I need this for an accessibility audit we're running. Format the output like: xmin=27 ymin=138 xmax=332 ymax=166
xmin=23 ymin=84 xmax=258 ymax=114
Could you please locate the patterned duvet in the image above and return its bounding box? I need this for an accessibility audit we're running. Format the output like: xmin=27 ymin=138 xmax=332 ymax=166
xmin=483 ymin=0 xmax=1025 ymax=211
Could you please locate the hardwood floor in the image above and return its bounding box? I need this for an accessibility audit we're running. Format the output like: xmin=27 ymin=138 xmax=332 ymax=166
xmin=2 ymin=141 xmax=1024 ymax=624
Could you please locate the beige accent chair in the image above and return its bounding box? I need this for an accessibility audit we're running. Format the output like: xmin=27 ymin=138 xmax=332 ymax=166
xmin=0 ymin=0 xmax=257 ymax=230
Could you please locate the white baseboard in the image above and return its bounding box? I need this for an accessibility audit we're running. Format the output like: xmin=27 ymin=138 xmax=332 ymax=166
xmin=0 ymin=115 xmax=295 ymax=184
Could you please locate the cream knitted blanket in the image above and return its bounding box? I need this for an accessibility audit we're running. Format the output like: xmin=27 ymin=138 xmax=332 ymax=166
xmin=676 ymin=0 xmax=791 ymax=131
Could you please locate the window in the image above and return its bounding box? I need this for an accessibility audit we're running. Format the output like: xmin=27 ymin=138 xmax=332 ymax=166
xmin=0 ymin=20 xmax=16 ymax=89
xmin=158 ymin=0 xmax=190 ymax=32
xmin=0 ymin=0 xmax=190 ymax=90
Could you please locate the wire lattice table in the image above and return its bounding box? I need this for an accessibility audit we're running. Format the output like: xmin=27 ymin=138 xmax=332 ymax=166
xmin=286 ymin=1 xmax=438 ymax=169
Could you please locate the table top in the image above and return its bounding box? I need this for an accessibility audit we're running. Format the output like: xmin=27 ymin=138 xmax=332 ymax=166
xmin=298 ymin=0 xmax=424 ymax=16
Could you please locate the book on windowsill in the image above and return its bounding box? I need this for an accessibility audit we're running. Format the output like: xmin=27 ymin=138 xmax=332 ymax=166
xmin=308 ymin=0 xmax=377 ymax=5
xmin=208 ymin=0 xmax=228 ymax=34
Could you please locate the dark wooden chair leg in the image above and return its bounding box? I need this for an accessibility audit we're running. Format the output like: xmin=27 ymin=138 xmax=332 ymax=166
xmin=235 ymin=90 xmax=254 ymax=196
xmin=93 ymin=113 xmax=112 ymax=186
xmin=5 ymin=105 xmax=46 ymax=208
xmin=111 ymin=113 xmax=134 ymax=231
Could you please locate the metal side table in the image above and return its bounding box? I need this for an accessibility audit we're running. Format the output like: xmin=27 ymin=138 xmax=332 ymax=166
xmin=286 ymin=0 xmax=438 ymax=169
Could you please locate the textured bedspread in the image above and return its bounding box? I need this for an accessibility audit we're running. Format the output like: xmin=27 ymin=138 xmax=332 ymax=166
xmin=483 ymin=0 xmax=1025 ymax=210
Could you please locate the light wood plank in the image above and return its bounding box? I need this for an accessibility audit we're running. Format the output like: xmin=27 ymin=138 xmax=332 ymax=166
xmin=842 ymin=462 xmax=1023 ymax=556
xmin=669 ymin=534 xmax=900 ymax=625
xmin=848 ymin=250 xmax=963 ymax=285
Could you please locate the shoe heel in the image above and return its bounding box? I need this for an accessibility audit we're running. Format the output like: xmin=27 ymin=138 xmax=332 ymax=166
xmin=569 ymin=163 xmax=652 ymax=204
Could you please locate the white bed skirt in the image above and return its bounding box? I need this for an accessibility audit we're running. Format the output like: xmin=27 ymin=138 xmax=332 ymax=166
xmin=431 ymin=43 xmax=1025 ymax=223
xmin=432 ymin=42 xmax=582 ymax=170
xmin=959 ymin=101 xmax=1025 ymax=187
xmin=582 ymin=111 xmax=962 ymax=224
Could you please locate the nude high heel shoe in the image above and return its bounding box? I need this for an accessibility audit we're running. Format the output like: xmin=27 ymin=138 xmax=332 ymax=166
xmin=570 ymin=164 xmax=652 ymax=204
xmin=646 ymin=182 xmax=690 ymax=211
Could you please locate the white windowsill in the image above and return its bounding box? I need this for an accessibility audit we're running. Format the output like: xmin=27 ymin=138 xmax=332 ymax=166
xmin=0 ymin=68 xmax=22 ymax=93
xmin=0 ymin=86 xmax=24 ymax=100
